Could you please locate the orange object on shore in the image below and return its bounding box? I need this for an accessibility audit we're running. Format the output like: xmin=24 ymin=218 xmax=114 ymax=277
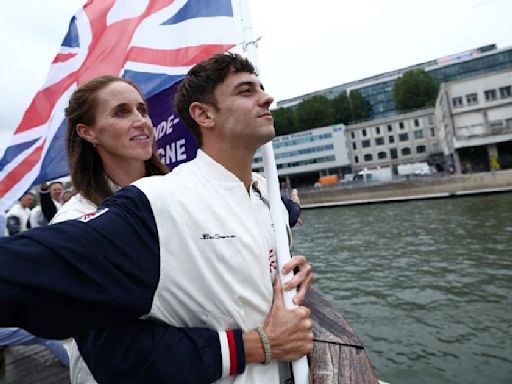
xmin=317 ymin=175 xmax=339 ymax=186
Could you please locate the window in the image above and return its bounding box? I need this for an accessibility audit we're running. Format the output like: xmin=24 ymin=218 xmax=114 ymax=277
xmin=427 ymin=114 xmax=434 ymax=125
xmin=389 ymin=135 xmax=395 ymax=144
xmin=378 ymin=151 xmax=387 ymax=160
xmin=363 ymin=154 xmax=373 ymax=162
xmin=500 ymin=86 xmax=512 ymax=99
xmin=506 ymin=118 xmax=512 ymax=129
xmin=452 ymin=96 xmax=463 ymax=108
xmin=414 ymin=119 xmax=420 ymax=127
xmin=352 ymin=142 xmax=357 ymax=150
xmin=401 ymin=147 xmax=411 ymax=156
xmin=362 ymin=139 xmax=371 ymax=148
xmin=414 ymin=130 xmax=424 ymax=139
xmin=399 ymin=121 xmax=405 ymax=129
xmin=362 ymin=128 xmax=367 ymax=137
xmin=387 ymin=124 xmax=393 ymax=132
xmin=375 ymin=126 xmax=381 ymax=135
xmin=485 ymin=89 xmax=497 ymax=102
xmin=390 ymin=148 xmax=398 ymax=159
xmin=351 ymin=131 xmax=356 ymax=139
xmin=431 ymin=142 xmax=439 ymax=153
xmin=490 ymin=120 xmax=504 ymax=129
xmin=430 ymin=127 xmax=436 ymax=137
xmin=466 ymin=93 xmax=478 ymax=106
xmin=399 ymin=133 xmax=409 ymax=142
xmin=416 ymin=145 xmax=426 ymax=154
xmin=375 ymin=137 xmax=385 ymax=146
xmin=354 ymin=155 xmax=359 ymax=164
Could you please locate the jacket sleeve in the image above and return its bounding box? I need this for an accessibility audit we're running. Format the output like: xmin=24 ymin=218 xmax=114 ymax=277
xmin=0 ymin=186 xmax=160 ymax=339
xmin=281 ymin=197 xmax=301 ymax=228
xmin=40 ymin=189 xmax=58 ymax=222
xmin=77 ymin=322 xmax=245 ymax=384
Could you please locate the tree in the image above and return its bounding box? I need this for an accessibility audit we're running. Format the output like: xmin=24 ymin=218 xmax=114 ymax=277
xmin=272 ymin=107 xmax=297 ymax=136
xmin=294 ymin=95 xmax=335 ymax=131
xmin=393 ymin=69 xmax=439 ymax=112
xmin=348 ymin=90 xmax=371 ymax=122
xmin=332 ymin=90 xmax=371 ymax=124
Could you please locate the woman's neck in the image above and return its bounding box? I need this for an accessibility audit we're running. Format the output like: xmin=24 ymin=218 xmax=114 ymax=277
xmin=103 ymin=159 xmax=146 ymax=187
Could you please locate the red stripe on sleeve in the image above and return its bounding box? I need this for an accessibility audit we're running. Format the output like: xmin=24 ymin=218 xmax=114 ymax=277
xmin=226 ymin=329 xmax=237 ymax=376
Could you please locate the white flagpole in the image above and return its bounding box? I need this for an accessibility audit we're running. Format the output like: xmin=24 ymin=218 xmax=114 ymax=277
xmin=238 ymin=1 xmax=310 ymax=383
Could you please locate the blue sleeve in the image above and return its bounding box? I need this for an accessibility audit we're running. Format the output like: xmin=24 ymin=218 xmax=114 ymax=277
xmin=76 ymin=322 xmax=245 ymax=384
xmin=0 ymin=186 xmax=160 ymax=339
xmin=40 ymin=189 xmax=57 ymax=222
xmin=281 ymin=197 xmax=301 ymax=228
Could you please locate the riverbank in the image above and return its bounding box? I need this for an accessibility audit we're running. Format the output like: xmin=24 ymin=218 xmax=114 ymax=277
xmin=299 ymin=169 xmax=512 ymax=208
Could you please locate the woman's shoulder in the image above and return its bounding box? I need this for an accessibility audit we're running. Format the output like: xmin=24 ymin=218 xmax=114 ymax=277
xmin=51 ymin=194 xmax=97 ymax=224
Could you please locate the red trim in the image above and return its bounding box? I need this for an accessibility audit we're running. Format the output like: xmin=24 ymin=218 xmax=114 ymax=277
xmin=226 ymin=329 xmax=237 ymax=376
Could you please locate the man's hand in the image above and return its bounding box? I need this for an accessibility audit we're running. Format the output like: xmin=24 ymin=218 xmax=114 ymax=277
xmin=264 ymin=276 xmax=313 ymax=361
xmin=282 ymin=255 xmax=313 ymax=305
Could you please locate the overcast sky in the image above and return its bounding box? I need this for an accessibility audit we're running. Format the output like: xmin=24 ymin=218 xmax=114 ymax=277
xmin=1 ymin=0 xmax=511 ymax=157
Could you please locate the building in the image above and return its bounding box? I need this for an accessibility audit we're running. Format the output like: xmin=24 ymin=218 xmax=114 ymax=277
xmin=345 ymin=108 xmax=441 ymax=174
xmin=252 ymin=124 xmax=350 ymax=187
xmin=277 ymin=44 xmax=512 ymax=120
xmin=436 ymin=68 xmax=512 ymax=173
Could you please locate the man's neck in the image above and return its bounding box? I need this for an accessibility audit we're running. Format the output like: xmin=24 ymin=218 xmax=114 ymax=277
xmin=201 ymin=145 xmax=256 ymax=191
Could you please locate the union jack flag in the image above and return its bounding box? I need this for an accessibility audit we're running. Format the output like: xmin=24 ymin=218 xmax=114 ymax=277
xmin=0 ymin=0 xmax=241 ymax=212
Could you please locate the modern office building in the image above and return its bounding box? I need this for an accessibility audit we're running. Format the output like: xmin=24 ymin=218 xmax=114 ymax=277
xmin=252 ymin=124 xmax=350 ymax=187
xmin=435 ymin=68 xmax=512 ymax=173
xmin=345 ymin=108 xmax=440 ymax=173
xmin=277 ymin=44 xmax=512 ymax=120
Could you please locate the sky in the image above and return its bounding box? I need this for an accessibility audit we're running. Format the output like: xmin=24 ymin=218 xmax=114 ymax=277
xmin=0 ymin=0 xmax=511 ymax=157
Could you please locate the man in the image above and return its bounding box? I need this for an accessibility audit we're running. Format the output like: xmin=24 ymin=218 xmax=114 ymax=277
xmin=0 ymin=53 xmax=313 ymax=383
xmin=29 ymin=182 xmax=64 ymax=227
xmin=5 ymin=191 xmax=33 ymax=235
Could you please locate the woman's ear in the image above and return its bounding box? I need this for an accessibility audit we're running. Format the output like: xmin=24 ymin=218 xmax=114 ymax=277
xmin=76 ymin=124 xmax=96 ymax=145
xmin=189 ymin=102 xmax=215 ymax=129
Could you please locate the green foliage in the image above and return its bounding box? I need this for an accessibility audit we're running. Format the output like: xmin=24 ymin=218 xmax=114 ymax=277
xmin=272 ymin=107 xmax=297 ymax=136
xmin=393 ymin=69 xmax=439 ymax=112
xmin=331 ymin=90 xmax=371 ymax=124
xmin=294 ymin=95 xmax=336 ymax=131
xmin=348 ymin=90 xmax=371 ymax=122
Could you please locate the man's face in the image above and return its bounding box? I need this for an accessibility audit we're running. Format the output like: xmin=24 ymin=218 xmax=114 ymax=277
xmin=50 ymin=183 xmax=63 ymax=201
xmin=211 ymin=71 xmax=275 ymax=149
xmin=20 ymin=194 xmax=33 ymax=208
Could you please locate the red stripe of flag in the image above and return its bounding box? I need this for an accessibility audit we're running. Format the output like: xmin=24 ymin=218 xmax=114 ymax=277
xmin=126 ymin=44 xmax=236 ymax=67
xmin=226 ymin=329 xmax=237 ymax=376
xmin=0 ymin=140 xmax=46 ymax=199
xmin=52 ymin=53 xmax=77 ymax=64
xmin=16 ymin=75 xmax=76 ymax=133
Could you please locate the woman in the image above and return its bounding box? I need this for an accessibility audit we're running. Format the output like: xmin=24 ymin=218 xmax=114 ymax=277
xmin=51 ymin=75 xmax=312 ymax=384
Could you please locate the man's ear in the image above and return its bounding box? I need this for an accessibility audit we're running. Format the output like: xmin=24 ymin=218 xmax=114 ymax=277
xmin=76 ymin=124 xmax=96 ymax=144
xmin=189 ymin=102 xmax=215 ymax=129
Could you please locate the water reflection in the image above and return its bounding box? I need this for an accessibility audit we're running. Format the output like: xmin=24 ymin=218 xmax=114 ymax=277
xmin=292 ymin=193 xmax=512 ymax=384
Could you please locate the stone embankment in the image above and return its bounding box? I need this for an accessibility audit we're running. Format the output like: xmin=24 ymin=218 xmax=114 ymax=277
xmin=299 ymin=169 xmax=512 ymax=208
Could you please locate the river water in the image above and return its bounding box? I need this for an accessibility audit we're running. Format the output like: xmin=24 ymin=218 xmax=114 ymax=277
xmin=291 ymin=193 xmax=512 ymax=384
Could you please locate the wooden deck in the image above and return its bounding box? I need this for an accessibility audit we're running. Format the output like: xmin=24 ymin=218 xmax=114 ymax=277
xmin=1 ymin=289 xmax=378 ymax=384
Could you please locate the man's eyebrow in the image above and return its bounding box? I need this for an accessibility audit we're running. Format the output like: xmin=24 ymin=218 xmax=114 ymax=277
xmin=234 ymin=81 xmax=265 ymax=91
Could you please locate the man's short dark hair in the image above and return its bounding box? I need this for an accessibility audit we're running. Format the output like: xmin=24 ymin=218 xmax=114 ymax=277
xmin=175 ymin=53 xmax=256 ymax=146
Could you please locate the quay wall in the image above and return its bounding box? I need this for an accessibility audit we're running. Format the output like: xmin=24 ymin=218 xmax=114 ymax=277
xmin=298 ymin=170 xmax=512 ymax=207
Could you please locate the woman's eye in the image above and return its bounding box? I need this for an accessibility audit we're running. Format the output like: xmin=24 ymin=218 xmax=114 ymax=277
xmin=114 ymin=106 xmax=130 ymax=116
xmin=138 ymin=105 xmax=148 ymax=116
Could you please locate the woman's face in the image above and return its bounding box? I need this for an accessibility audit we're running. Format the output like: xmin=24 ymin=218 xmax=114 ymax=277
xmin=86 ymin=81 xmax=154 ymax=168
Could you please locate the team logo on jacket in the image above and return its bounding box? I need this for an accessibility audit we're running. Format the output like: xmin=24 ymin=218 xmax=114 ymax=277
xmin=79 ymin=208 xmax=109 ymax=223
xmin=200 ymin=233 xmax=236 ymax=240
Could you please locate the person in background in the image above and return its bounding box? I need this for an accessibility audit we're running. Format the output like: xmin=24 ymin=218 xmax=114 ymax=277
xmin=5 ymin=191 xmax=33 ymax=235
xmin=29 ymin=182 xmax=64 ymax=228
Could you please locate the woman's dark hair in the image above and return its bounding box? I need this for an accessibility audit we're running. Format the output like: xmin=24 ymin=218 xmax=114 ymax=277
xmin=65 ymin=75 xmax=168 ymax=206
